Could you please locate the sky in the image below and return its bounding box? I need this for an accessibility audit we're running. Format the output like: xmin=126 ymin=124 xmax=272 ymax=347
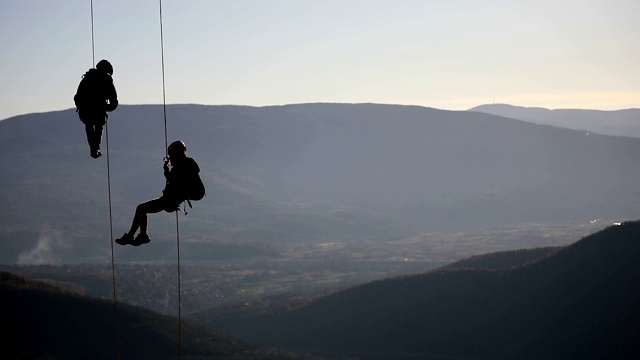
xmin=0 ymin=0 xmax=639 ymax=121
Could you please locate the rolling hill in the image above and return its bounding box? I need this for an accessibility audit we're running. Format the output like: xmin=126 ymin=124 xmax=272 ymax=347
xmin=469 ymin=103 xmax=640 ymax=138
xmin=0 ymin=271 xmax=319 ymax=360
xmin=190 ymin=221 xmax=640 ymax=359
xmin=2 ymin=103 xmax=640 ymax=264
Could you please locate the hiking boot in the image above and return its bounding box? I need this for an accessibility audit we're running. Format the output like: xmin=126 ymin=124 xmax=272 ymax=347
xmin=115 ymin=233 xmax=134 ymax=245
xmin=132 ymin=233 xmax=151 ymax=246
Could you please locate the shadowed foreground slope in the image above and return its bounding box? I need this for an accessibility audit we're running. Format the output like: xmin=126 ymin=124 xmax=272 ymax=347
xmin=0 ymin=272 xmax=319 ymax=360
xmin=196 ymin=222 xmax=640 ymax=359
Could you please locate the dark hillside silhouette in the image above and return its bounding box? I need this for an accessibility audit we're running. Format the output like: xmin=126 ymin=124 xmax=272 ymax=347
xmin=442 ymin=246 xmax=559 ymax=271
xmin=195 ymin=222 xmax=640 ymax=359
xmin=0 ymin=271 xmax=319 ymax=360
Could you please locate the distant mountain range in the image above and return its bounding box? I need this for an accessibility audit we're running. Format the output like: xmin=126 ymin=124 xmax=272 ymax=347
xmin=469 ymin=103 xmax=640 ymax=138
xmin=2 ymin=103 xmax=640 ymax=263
xmin=0 ymin=271 xmax=318 ymax=360
xmin=189 ymin=221 xmax=640 ymax=360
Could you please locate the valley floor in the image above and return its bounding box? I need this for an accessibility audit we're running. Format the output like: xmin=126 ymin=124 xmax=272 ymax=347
xmin=0 ymin=219 xmax=612 ymax=315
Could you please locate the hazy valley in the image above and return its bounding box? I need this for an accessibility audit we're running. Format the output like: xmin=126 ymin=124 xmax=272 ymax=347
xmin=3 ymin=221 xmax=639 ymax=359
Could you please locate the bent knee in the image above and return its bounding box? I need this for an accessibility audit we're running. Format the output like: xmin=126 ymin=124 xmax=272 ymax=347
xmin=136 ymin=199 xmax=166 ymax=214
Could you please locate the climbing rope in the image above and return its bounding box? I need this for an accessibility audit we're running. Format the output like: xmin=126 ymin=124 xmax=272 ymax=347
xmin=105 ymin=119 xmax=122 ymax=360
xmin=88 ymin=2 xmax=181 ymax=358
xmin=90 ymin=0 xmax=95 ymax=67
xmin=159 ymin=0 xmax=169 ymax=155
xmin=90 ymin=1 xmax=121 ymax=359
xmin=175 ymin=210 xmax=183 ymax=359
xmin=158 ymin=1 xmax=183 ymax=357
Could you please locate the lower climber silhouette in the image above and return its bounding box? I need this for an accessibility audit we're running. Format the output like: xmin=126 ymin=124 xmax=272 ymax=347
xmin=116 ymin=140 xmax=201 ymax=246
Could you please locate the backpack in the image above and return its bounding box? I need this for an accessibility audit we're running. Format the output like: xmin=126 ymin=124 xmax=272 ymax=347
xmin=182 ymin=172 xmax=205 ymax=213
xmin=74 ymin=70 xmax=105 ymax=110
xmin=187 ymin=172 xmax=206 ymax=201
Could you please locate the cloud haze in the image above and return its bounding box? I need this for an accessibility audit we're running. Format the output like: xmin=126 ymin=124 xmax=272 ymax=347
xmin=18 ymin=226 xmax=61 ymax=265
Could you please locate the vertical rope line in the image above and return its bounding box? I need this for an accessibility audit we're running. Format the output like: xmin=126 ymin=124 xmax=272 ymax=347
xmin=159 ymin=0 xmax=168 ymax=154
xmin=106 ymin=122 xmax=122 ymax=360
xmin=175 ymin=211 xmax=182 ymax=359
xmin=91 ymin=1 xmax=120 ymax=358
xmin=159 ymin=1 xmax=182 ymax=358
xmin=90 ymin=0 xmax=95 ymax=66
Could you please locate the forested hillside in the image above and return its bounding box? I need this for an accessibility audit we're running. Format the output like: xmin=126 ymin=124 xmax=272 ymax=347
xmin=192 ymin=222 xmax=640 ymax=360
xmin=0 ymin=271 xmax=319 ymax=360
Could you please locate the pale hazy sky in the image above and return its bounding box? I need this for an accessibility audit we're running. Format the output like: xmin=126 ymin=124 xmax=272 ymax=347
xmin=1 ymin=0 xmax=638 ymax=120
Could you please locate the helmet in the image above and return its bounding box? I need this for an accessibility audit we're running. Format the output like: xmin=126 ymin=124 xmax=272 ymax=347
xmin=96 ymin=59 xmax=113 ymax=75
xmin=168 ymin=140 xmax=187 ymax=155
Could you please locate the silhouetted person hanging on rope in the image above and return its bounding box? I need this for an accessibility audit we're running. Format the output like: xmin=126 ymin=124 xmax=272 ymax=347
xmin=74 ymin=59 xmax=118 ymax=158
xmin=116 ymin=140 xmax=205 ymax=246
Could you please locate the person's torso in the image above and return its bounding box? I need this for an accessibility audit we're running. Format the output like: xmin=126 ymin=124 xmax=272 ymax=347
xmin=75 ymin=70 xmax=114 ymax=110
xmin=163 ymin=157 xmax=199 ymax=198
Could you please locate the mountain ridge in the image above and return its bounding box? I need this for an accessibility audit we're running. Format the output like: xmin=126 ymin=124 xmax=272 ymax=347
xmin=192 ymin=221 xmax=640 ymax=359
xmin=2 ymin=103 xmax=640 ymax=264
xmin=469 ymin=103 xmax=640 ymax=138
